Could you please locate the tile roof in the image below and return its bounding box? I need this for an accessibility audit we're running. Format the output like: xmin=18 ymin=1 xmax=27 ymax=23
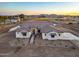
xmin=16 ymin=20 xmax=63 ymax=33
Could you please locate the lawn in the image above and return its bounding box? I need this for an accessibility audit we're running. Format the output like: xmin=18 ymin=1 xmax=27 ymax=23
xmin=33 ymin=18 xmax=49 ymax=21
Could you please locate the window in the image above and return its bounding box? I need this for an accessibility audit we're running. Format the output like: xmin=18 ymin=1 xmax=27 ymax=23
xmin=38 ymin=29 xmax=41 ymax=33
xmin=59 ymin=33 xmax=60 ymax=36
xmin=50 ymin=33 xmax=56 ymax=38
xmin=22 ymin=32 xmax=27 ymax=36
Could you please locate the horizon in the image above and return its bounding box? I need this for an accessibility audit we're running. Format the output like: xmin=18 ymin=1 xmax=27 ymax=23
xmin=0 ymin=2 xmax=79 ymax=16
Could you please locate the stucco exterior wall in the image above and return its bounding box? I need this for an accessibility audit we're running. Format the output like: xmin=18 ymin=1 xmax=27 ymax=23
xmin=16 ymin=32 xmax=32 ymax=38
xmin=42 ymin=32 xmax=59 ymax=40
xmin=42 ymin=33 xmax=47 ymax=39
xmin=58 ymin=33 xmax=79 ymax=40
xmin=42 ymin=32 xmax=79 ymax=40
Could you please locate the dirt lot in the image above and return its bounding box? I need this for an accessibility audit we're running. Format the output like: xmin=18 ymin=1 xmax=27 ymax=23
xmin=0 ymin=24 xmax=17 ymax=34
xmin=0 ymin=21 xmax=79 ymax=57
xmin=14 ymin=46 xmax=79 ymax=57
xmin=0 ymin=31 xmax=79 ymax=57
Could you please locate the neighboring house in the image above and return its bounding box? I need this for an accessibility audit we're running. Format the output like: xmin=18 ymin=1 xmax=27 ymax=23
xmin=5 ymin=16 xmax=20 ymax=24
xmin=63 ymin=16 xmax=79 ymax=21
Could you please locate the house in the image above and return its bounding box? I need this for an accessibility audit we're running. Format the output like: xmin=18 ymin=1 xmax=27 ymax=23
xmin=14 ymin=20 xmax=53 ymax=39
xmin=9 ymin=20 xmax=79 ymax=40
xmin=5 ymin=16 xmax=20 ymax=24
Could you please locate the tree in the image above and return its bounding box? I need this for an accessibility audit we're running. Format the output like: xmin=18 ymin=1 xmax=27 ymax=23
xmin=3 ymin=16 xmax=8 ymax=24
xmin=0 ymin=16 xmax=3 ymax=24
xmin=0 ymin=16 xmax=8 ymax=24
xmin=19 ymin=14 xmax=24 ymax=21
xmin=0 ymin=16 xmax=5 ymax=24
xmin=8 ymin=16 xmax=12 ymax=24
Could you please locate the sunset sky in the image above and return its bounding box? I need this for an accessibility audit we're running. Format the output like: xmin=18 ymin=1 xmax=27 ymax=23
xmin=0 ymin=2 xmax=79 ymax=15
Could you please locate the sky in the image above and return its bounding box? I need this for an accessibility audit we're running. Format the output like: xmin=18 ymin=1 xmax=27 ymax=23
xmin=0 ymin=2 xmax=79 ymax=15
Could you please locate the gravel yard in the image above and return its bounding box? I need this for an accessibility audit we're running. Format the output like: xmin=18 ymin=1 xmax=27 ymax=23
xmin=0 ymin=21 xmax=79 ymax=57
xmin=0 ymin=31 xmax=79 ymax=57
